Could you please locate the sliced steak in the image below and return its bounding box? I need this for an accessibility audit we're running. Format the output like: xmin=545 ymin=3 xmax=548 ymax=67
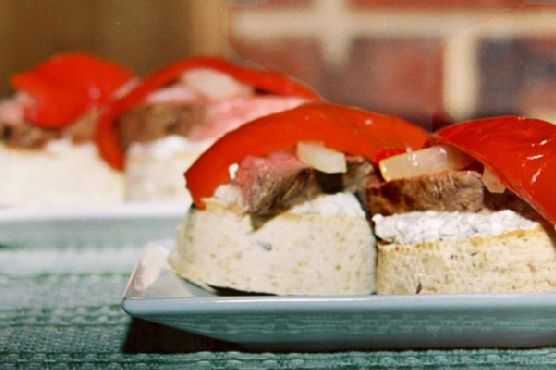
xmin=343 ymin=156 xmax=374 ymax=192
xmin=190 ymin=97 xmax=304 ymax=141
xmin=367 ymin=170 xmax=537 ymax=217
xmin=233 ymin=153 xmax=373 ymax=215
xmin=233 ymin=152 xmax=317 ymax=214
xmin=0 ymin=95 xmax=98 ymax=149
xmin=61 ymin=110 xmax=97 ymax=144
xmin=367 ymin=171 xmax=486 ymax=215
xmin=117 ymin=97 xmax=304 ymax=149
xmin=484 ymin=191 xmax=539 ymax=220
xmin=1 ymin=111 xmax=99 ymax=149
xmin=118 ymin=102 xmax=207 ymax=149
xmin=315 ymin=156 xmax=374 ymax=200
xmin=0 ymin=122 xmax=61 ymax=149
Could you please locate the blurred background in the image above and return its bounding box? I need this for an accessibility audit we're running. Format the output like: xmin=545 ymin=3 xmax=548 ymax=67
xmin=1 ymin=0 xmax=555 ymax=129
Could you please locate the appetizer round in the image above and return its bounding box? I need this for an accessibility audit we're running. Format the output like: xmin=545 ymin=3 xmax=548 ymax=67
xmin=372 ymin=116 xmax=556 ymax=294
xmin=0 ymin=53 xmax=133 ymax=207
xmin=171 ymin=103 xmax=428 ymax=295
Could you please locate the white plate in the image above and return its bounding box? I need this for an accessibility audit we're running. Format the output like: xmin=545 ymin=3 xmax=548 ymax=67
xmin=122 ymin=245 xmax=556 ymax=351
xmin=0 ymin=203 xmax=186 ymax=248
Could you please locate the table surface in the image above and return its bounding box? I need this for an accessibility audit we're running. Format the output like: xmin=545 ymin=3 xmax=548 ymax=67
xmin=4 ymin=231 xmax=556 ymax=369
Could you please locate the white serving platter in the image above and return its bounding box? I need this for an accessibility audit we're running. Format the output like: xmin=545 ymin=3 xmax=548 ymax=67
xmin=122 ymin=245 xmax=556 ymax=351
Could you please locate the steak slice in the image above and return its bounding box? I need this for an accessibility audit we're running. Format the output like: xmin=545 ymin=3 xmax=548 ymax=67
xmin=118 ymin=97 xmax=304 ymax=149
xmin=233 ymin=153 xmax=373 ymax=215
xmin=232 ymin=152 xmax=317 ymax=214
xmin=0 ymin=122 xmax=61 ymax=149
xmin=118 ymin=102 xmax=207 ymax=149
xmin=0 ymin=95 xmax=98 ymax=149
xmin=1 ymin=111 xmax=100 ymax=149
xmin=367 ymin=170 xmax=538 ymax=217
xmin=61 ymin=110 xmax=97 ymax=144
xmin=367 ymin=171 xmax=486 ymax=215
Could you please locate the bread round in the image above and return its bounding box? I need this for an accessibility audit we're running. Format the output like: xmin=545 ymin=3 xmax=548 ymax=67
xmin=377 ymin=225 xmax=556 ymax=294
xmin=170 ymin=196 xmax=376 ymax=295
xmin=0 ymin=143 xmax=123 ymax=207
xmin=124 ymin=137 xmax=209 ymax=204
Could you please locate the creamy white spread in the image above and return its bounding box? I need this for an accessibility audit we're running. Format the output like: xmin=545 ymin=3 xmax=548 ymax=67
xmin=289 ymin=192 xmax=365 ymax=218
xmin=125 ymin=136 xmax=212 ymax=203
xmin=373 ymin=210 xmax=540 ymax=245
xmin=45 ymin=138 xmax=96 ymax=153
xmin=0 ymin=142 xmax=122 ymax=207
xmin=213 ymin=185 xmax=365 ymax=218
xmin=213 ymin=184 xmax=244 ymax=205
xmin=128 ymin=136 xmax=212 ymax=160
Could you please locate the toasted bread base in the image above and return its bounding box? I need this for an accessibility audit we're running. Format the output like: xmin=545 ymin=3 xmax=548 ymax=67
xmin=377 ymin=226 xmax=556 ymax=294
xmin=0 ymin=144 xmax=122 ymax=207
xmin=125 ymin=148 xmax=199 ymax=204
xmin=124 ymin=138 xmax=210 ymax=204
xmin=170 ymin=199 xmax=376 ymax=296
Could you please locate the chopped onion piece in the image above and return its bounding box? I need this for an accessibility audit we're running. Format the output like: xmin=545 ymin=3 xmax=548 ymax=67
xmin=228 ymin=163 xmax=239 ymax=179
xmin=181 ymin=69 xmax=253 ymax=100
xmin=483 ymin=165 xmax=506 ymax=193
xmin=379 ymin=145 xmax=474 ymax=181
xmin=296 ymin=141 xmax=347 ymax=174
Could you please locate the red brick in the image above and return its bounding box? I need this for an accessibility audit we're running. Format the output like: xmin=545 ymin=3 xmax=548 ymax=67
xmin=233 ymin=0 xmax=313 ymax=9
xmin=519 ymin=80 xmax=556 ymax=118
xmin=230 ymin=38 xmax=325 ymax=96
xmin=350 ymin=0 xmax=525 ymax=10
xmin=528 ymin=38 xmax=556 ymax=56
xmin=514 ymin=38 xmax=556 ymax=118
xmin=325 ymin=38 xmax=444 ymax=128
xmin=478 ymin=37 xmax=556 ymax=118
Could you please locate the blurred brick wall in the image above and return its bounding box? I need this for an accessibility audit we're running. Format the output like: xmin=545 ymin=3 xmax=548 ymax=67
xmin=230 ymin=0 xmax=556 ymax=129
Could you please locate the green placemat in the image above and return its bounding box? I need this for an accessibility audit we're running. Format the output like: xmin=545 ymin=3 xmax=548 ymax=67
xmin=3 ymin=240 xmax=556 ymax=369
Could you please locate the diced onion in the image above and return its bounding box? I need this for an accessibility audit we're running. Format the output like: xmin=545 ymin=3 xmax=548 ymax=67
xmin=482 ymin=165 xmax=506 ymax=193
xmin=296 ymin=141 xmax=347 ymax=174
xmin=379 ymin=145 xmax=474 ymax=181
xmin=228 ymin=163 xmax=239 ymax=179
xmin=181 ymin=69 xmax=253 ymax=100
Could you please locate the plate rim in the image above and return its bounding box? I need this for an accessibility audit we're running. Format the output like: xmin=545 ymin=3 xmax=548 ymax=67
xmin=122 ymin=292 xmax=556 ymax=316
xmin=0 ymin=202 xmax=187 ymax=221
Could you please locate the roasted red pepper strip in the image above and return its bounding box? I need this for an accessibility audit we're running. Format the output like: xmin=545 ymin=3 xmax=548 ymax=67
xmin=97 ymin=56 xmax=320 ymax=171
xmin=12 ymin=53 xmax=134 ymax=128
xmin=185 ymin=102 xmax=429 ymax=209
xmin=436 ymin=116 xmax=556 ymax=224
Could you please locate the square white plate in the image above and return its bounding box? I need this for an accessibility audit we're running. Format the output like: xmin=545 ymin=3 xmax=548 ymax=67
xmin=122 ymin=245 xmax=556 ymax=351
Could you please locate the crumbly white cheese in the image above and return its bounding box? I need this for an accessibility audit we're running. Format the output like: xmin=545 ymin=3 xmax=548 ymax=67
xmin=125 ymin=136 xmax=212 ymax=203
xmin=373 ymin=210 xmax=540 ymax=245
xmin=289 ymin=192 xmax=366 ymax=218
xmin=213 ymin=184 xmax=244 ymax=205
xmin=128 ymin=136 xmax=212 ymax=161
xmin=45 ymin=138 xmax=93 ymax=153
xmin=0 ymin=142 xmax=123 ymax=207
xmin=213 ymin=185 xmax=366 ymax=218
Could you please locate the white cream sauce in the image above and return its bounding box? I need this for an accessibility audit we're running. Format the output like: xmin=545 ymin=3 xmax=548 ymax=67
xmin=372 ymin=210 xmax=540 ymax=245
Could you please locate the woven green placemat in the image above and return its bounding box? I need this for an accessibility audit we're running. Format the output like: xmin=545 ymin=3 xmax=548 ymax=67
xmin=3 ymin=243 xmax=556 ymax=369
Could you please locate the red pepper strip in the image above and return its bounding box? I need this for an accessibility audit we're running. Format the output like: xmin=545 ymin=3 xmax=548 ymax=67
xmin=308 ymin=104 xmax=429 ymax=153
xmin=436 ymin=116 xmax=556 ymax=224
xmin=97 ymin=56 xmax=320 ymax=171
xmin=12 ymin=53 xmax=134 ymax=128
xmin=185 ymin=102 xmax=429 ymax=209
